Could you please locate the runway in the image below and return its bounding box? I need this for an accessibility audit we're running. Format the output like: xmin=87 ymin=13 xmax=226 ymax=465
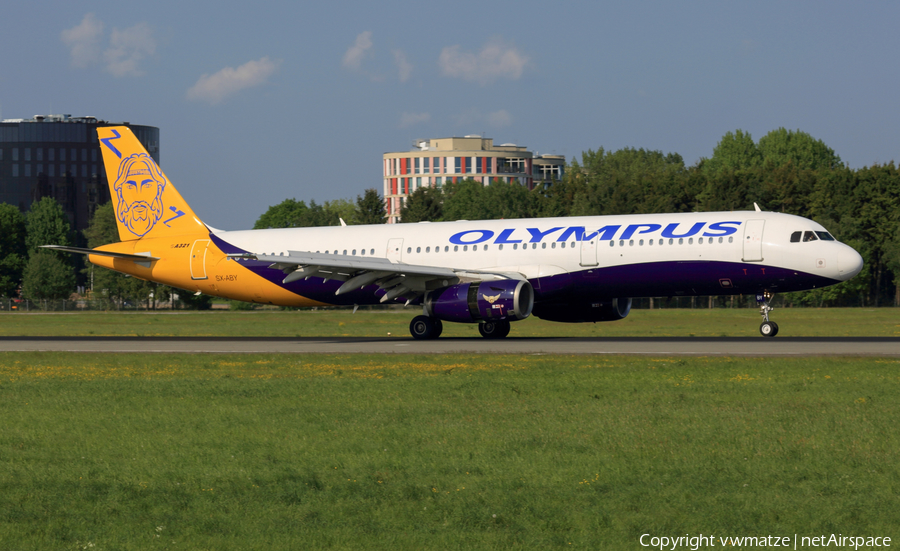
xmin=1 ymin=336 xmax=898 ymax=355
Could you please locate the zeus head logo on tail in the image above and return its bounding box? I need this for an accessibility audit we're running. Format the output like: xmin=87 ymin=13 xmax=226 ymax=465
xmin=113 ymin=153 xmax=167 ymax=238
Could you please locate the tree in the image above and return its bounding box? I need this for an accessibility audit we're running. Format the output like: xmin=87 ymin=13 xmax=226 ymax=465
xmin=21 ymin=252 xmax=75 ymax=301
xmin=254 ymin=198 xmax=310 ymax=229
xmin=324 ymin=199 xmax=356 ymax=225
xmin=400 ymin=186 xmax=443 ymax=222
xmin=354 ymin=189 xmax=386 ymax=225
xmin=0 ymin=203 xmax=27 ymax=297
xmin=441 ymin=179 xmax=495 ymax=221
xmin=757 ymin=128 xmax=842 ymax=170
xmin=568 ymin=147 xmax=688 ymax=216
xmin=254 ymin=198 xmax=349 ymax=228
xmin=702 ymin=129 xmax=762 ymax=174
xmin=21 ymin=197 xmax=74 ymax=301
xmin=481 ymin=179 xmax=542 ymax=219
xmin=26 ymin=196 xmax=72 ymax=257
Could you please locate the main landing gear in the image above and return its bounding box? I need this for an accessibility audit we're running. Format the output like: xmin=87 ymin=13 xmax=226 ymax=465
xmin=408 ymin=316 xmax=512 ymax=340
xmin=409 ymin=315 xmax=443 ymax=340
xmin=478 ymin=320 xmax=510 ymax=339
xmin=757 ymin=291 xmax=779 ymax=337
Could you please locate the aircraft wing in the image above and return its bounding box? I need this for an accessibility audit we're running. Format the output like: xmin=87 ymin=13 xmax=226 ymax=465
xmin=229 ymin=251 xmax=525 ymax=303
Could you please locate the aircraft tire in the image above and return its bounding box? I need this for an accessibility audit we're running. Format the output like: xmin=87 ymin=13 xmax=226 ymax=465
xmin=478 ymin=320 xmax=511 ymax=339
xmin=759 ymin=321 xmax=778 ymax=337
xmin=410 ymin=315 xmax=438 ymax=340
xmin=432 ymin=319 xmax=443 ymax=339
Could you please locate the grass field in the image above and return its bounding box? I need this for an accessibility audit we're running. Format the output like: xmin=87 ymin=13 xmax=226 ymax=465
xmin=1 ymin=352 xmax=898 ymax=549
xmin=1 ymin=307 xmax=898 ymax=337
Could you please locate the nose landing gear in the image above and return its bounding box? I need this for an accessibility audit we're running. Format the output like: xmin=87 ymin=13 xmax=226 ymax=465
xmin=757 ymin=291 xmax=779 ymax=337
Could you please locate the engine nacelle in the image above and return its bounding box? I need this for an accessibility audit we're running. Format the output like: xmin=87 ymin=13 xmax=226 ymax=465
xmin=532 ymin=298 xmax=632 ymax=323
xmin=424 ymin=280 xmax=534 ymax=324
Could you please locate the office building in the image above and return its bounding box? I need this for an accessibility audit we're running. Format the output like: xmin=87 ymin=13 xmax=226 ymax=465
xmin=383 ymin=135 xmax=564 ymax=223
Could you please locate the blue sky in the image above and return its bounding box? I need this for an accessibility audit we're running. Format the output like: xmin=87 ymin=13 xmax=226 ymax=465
xmin=1 ymin=1 xmax=898 ymax=229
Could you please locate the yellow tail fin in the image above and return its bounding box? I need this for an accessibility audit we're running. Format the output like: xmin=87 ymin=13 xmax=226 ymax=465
xmin=98 ymin=126 xmax=207 ymax=242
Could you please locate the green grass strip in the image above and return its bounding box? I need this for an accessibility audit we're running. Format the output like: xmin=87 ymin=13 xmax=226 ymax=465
xmin=1 ymin=353 xmax=898 ymax=549
xmin=1 ymin=307 xmax=898 ymax=337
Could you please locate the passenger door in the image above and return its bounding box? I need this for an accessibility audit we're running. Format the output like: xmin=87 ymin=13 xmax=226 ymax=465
xmin=386 ymin=238 xmax=403 ymax=263
xmin=190 ymin=239 xmax=210 ymax=279
xmin=742 ymin=219 xmax=765 ymax=262
xmin=580 ymin=236 xmax=599 ymax=267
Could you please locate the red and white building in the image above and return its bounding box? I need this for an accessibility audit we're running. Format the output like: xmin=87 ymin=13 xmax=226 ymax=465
xmin=383 ymin=136 xmax=564 ymax=223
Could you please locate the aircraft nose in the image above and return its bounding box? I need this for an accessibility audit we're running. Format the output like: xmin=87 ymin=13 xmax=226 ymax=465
xmin=837 ymin=245 xmax=864 ymax=281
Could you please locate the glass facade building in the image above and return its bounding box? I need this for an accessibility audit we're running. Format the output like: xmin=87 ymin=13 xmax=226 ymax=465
xmin=0 ymin=114 xmax=159 ymax=231
xmin=383 ymin=136 xmax=564 ymax=224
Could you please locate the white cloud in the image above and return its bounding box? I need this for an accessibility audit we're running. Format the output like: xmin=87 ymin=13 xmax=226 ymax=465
xmin=487 ymin=109 xmax=512 ymax=128
xmin=400 ymin=112 xmax=430 ymax=128
xmin=61 ymin=13 xmax=104 ymax=68
xmin=104 ymin=22 xmax=156 ymax=77
xmin=393 ymin=49 xmax=413 ymax=82
xmin=187 ymin=57 xmax=280 ymax=104
xmin=343 ymin=31 xmax=373 ymax=70
xmin=62 ymin=14 xmax=157 ymax=77
xmin=439 ymin=38 xmax=528 ymax=84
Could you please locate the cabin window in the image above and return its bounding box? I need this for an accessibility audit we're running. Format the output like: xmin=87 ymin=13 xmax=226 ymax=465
xmin=619 ymin=240 xmax=624 ymax=247
xmin=609 ymin=241 xmax=614 ymax=247
xmin=639 ymin=239 xmax=644 ymax=246
xmin=718 ymin=237 xmax=723 ymax=244
xmin=484 ymin=245 xmax=488 ymax=251
xmin=360 ymin=249 xmax=365 ymax=255
xmin=629 ymin=240 xmax=634 ymax=246
xmin=444 ymin=246 xmax=449 ymax=252
xmin=463 ymin=246 xmax=468 ymax=251
xmin=407 ymin=247 xmax=411 ymax=253
xmin=728 ymin=237 xmax=733 ymax=243
xmin=542 ymin=243 xmax=547 ymax=249
xmin=551 ymin=242 xmax=556 ymax=249
xmin=352 ymin=249 xmax=356 ymax=255
xmin=454 ymin=246 xmax=458 ymax=252
xmin=416 ymin=247 xmax=421 ymax=253
xmin=426 ymin=247 xmax=430 ymax=253
xmin=698 ymin=238 xmax=703 ymax=244
xmin=499 ymin=244 xmax=503 ymax=251
xmin=688 ymin=238 xmax=693 ymax=245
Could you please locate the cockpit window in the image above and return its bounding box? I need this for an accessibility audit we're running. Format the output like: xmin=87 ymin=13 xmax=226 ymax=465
xmin=803 ymin=231 xmax=818 ymax=242
xmin=816 ymin=231 xmax=835 ymax=241
xmin=790 ymin=231 xmax=801 ymax=243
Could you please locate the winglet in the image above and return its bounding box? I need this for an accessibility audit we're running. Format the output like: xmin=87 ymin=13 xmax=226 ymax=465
xmin=754 ymin=202 xmax=762 ymax=212
xmin=98 ymin=126 xmax=208 ymax=242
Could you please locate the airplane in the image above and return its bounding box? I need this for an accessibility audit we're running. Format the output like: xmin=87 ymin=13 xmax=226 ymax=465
xmin=45 ymin=126 xmax=864 ymax=340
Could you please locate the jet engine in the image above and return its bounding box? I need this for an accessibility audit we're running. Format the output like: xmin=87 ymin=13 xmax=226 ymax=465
xmin=532 ymin=298 xmax=632 ymax=323
xmin=424 ymin=279 xmax=534 ymax=323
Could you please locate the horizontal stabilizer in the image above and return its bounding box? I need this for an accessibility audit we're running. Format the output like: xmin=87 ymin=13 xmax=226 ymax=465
xmin=40 ymin=245 xmax=160 ymax=262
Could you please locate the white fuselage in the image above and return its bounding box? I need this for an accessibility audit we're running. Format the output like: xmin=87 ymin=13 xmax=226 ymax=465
xmin=214 ymin=210 xmax=862 ymax=300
